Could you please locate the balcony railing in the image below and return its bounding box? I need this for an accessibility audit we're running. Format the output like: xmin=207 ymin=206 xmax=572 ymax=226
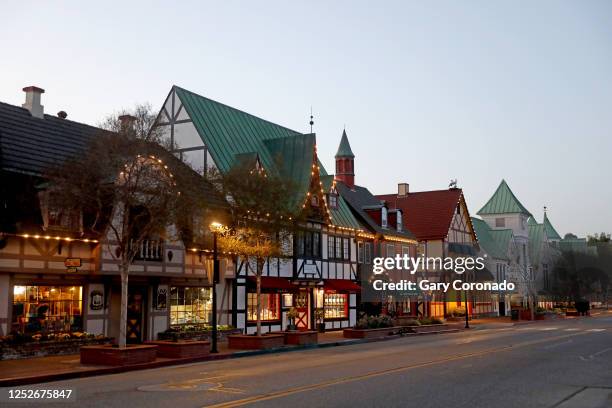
xmin=130 ymin=239 xmax=164 ymax=261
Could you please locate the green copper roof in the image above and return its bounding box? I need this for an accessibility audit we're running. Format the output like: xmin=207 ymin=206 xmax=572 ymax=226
xmin=471 ymin=217 xmax=508 ymax=260
xmin=321 ymin=175 xmax=361 ymax=229
xmin=335 ymin=129 xmax=354 ymax=158
xmin=527 ymin=216 xmax=538 ymax=226
xmin=477 ymin=180 xmax=532 ymax=216
xmin=175 ymin=86 xmax=302 ymax=174
xmin=528 ymin=222 xmax=546 ymax=265
xmin=174 ymin=86 xmax=320 ymax=209
xmin=543 ymin=213 xmax=562 ymax=240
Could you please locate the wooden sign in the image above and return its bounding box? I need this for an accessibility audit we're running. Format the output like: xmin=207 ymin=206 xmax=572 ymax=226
xmin=64 ymin=258 xmax=81 ymax=268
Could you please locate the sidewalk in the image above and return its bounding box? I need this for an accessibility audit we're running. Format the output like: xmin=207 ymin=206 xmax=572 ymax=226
xmin=0 ymin=329 xmax=448 ymax=387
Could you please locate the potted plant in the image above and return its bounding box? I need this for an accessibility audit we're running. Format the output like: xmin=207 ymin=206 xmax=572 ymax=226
xmin=286 ymin=307 xmax=299 ymax=331
xmin=315 ymin=308 xmax=326 ymax=333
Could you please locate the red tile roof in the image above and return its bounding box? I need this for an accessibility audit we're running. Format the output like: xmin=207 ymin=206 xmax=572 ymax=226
xmin=376 ymin=189 xmax=464 ymax=241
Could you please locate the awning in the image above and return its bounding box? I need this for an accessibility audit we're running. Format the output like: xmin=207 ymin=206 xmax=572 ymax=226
xmin=246 ymin=276 xmax=295 ymax=291
xmin=325 ymin=279 xmax=361 ymax=292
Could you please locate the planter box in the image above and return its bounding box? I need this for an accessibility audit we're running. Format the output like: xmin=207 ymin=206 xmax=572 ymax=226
xmin=147 ymin=340 xmax=210 ymax=359
xmin=535 ymin=314 xmax=547 ymax=321
xmin=410 ymin=324 xmax=449 ymax=333
xmin=566 ymin=310 xmax=579 ymax=317
xmin=80 ymin=344 xmax=158 ymax=366
xmin=0 ymin=338 xmax=111 ymax=361
xmin=343 ymin=326 xmax=400 ymax=339
xmin=227 ymin=334 xmax=285 ymax=350
xmin=283 ymin=331 xmax=318 ymax=345
xmin=157 ymin=328 xmax=241 ymax=342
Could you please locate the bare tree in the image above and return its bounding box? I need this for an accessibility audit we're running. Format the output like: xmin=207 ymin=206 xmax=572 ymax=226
xmin=47 ymin=105 xmax=209 ymax=347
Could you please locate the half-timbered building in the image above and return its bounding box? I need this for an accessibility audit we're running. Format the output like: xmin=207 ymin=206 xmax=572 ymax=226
xmin=331 ymin=131 xmax=418 ymax=317
xmin=0 ymin=87 xmax=226 ymax=343
xmin=153 ymin=86 xmax=366 ymax=333
xmin=376 ymin=184 xmax=494 ymax=317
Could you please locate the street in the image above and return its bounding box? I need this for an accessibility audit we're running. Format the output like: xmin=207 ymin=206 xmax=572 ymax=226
xmin=2 ymin=316 xmax=611 ymax=408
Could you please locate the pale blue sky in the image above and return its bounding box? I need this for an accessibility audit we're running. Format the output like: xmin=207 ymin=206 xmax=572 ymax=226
xmin=2 ymin=1 xmax=611 ymax=237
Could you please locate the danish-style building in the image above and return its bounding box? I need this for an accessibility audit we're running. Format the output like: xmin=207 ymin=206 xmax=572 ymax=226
xmin=0 ymin=86 xmax=224 ymax=342
xmin=473 ymin=179 xmax=564 ymax=310
xmin=153 ymin=86 xmax=371 ymax=333
xmin=376 ymin=184 xmax=494 ymax=318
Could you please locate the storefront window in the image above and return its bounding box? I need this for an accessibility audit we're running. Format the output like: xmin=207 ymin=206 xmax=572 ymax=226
xmin=324 ymin=292 xmax=348 ymax=319
xmin=170 ymin=287 xmax=212 ymax=326
xmin=247 ymin=293 xmax=280 ymax=321
xmin=12 ymin=285 xmax=83 ymax=333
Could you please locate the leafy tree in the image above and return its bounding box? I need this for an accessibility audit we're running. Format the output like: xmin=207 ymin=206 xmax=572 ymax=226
xmin=207 ymin=162 xmax=302 ymax=336
xmin=47 ymin=106 xmax=209 ymax=347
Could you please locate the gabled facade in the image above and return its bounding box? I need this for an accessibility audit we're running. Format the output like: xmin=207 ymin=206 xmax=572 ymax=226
xmin=377 ymin=184 xmax=493 ymax=317
xmin=0 ymin=87 xmax=222 ymax=343
xmin=154 ymin=86 xmax=364 ymax=333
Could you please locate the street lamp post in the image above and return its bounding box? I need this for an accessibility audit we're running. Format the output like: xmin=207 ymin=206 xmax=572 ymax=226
xmin=464 ymin=289 xmax=470 ymax=329
xmin=210 ymin=222 xmax=222 ymax=354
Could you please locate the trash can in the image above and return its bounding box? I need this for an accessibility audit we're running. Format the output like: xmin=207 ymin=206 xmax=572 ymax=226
xmin=511 ymin=309 xmax=519 ymax=321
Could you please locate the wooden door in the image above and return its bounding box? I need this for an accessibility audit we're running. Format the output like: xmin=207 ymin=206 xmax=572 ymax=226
xmin=126 ymin=287 xmax=146 ymax=343
xmin=294 ymin=290 xmax=310 ymax=330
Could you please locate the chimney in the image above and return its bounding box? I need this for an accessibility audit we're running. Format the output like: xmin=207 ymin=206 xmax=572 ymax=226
xmin=22 ymin=86 xmax=45 ymax=118
xmin=118 ymin=114 xmax=137 ymax=130
xmin=398 ymin=183 xmax=409 ymax=197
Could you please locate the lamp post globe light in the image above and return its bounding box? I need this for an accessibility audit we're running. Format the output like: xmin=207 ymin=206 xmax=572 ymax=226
xmin=209 ymin=221 xmax=224 ymax=354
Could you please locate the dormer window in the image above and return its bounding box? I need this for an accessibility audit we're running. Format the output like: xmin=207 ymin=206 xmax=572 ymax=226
xmin=328 ymin=193 xmax=338 ymax=209
xmin=396 ymin=210 xmax=402 ymax=232
xmin=381 ymin=206 xmax=388 ymax=228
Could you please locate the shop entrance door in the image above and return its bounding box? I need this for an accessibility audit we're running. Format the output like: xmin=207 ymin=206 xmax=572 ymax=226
xmin=126 ymin=287 xmax=146 ymax=343
xmin=294 ymin=290 xmax=310 ymax=330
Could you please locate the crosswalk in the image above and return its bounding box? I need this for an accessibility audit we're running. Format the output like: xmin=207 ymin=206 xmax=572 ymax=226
xmin=514 ymin=326 xmax=608 ymax=333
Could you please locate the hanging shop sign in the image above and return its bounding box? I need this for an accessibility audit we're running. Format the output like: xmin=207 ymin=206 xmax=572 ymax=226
xmin=90 ymin=290 xmax=104 ymax=310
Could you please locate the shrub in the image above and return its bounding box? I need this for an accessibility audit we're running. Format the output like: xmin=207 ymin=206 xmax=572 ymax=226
xmin=354 ymin=315 xmax=394 ymax=329
xmin=451 ymin=307 xmax=466 ymax=317
xmin=418 ymin=317 xmax=444 ymax=325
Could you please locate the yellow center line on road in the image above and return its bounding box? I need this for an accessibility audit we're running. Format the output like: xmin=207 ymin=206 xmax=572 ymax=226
xmin=203 ymin=328 xmax=610 ymax=408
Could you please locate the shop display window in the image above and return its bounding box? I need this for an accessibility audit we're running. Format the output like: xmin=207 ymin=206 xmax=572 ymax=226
xmin=247 ymin=292 xmax=280 ymax=321
xmin=12 ymin=285 xmax=83 ymax=333
xmin=170 ymin=287 xmax=212 ymax=326
xmin=324 ymin=292 xmax=348 ymax=319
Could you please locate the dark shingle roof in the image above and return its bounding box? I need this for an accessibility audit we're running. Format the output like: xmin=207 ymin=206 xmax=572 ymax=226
xmin=376 ymin=189 xmax=467 ymax=241
xmin=0 ymin=101 xmax=102 ymax=176
xmin=336 ymin=181 xmax=415 ymax=239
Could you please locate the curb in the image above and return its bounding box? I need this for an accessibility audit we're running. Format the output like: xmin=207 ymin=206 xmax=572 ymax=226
xmin=0 ymin=328 xmax=463 ymax=387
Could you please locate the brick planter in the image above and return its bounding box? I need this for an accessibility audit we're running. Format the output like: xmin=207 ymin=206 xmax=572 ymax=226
xmin=80 ymin=344 xmax=158 ymax=366
xmin=343 ymin=326 xmax=400 ymax=339
xmin=1 ymin=338 xmax=111 ymax=361
xmin=283 ymin=331 xmax=318 ymax=345
xmin=227 ymin=334 xmax=285 ymax=350
xmin=411 ymin=324 xmax=448 ymax=333
xmin=146 ymin=340 xmax=210 ymax=359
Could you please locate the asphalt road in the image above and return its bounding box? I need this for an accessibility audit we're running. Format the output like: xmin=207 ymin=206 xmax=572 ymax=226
xmin=2 ymin=315 xmax=611 ymax=408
